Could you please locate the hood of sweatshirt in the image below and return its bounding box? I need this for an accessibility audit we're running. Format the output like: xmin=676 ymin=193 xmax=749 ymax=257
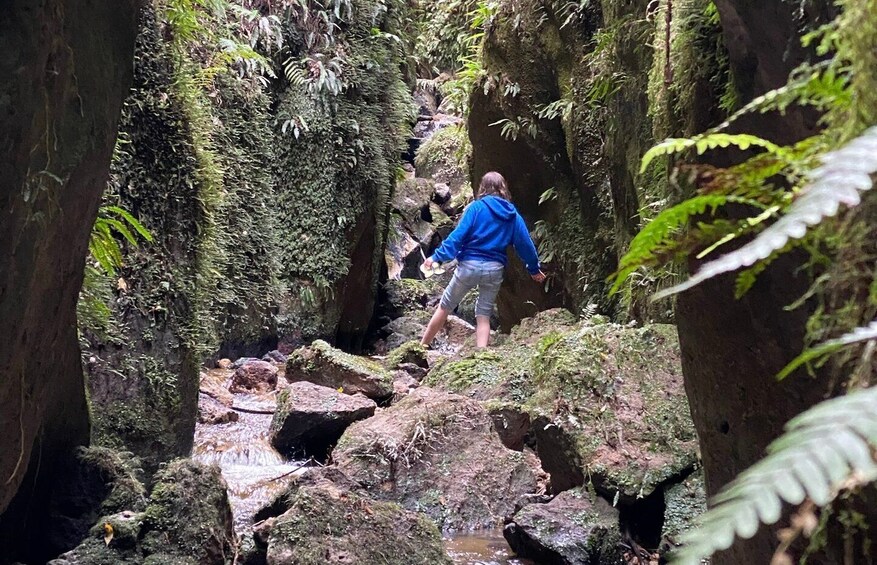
xmin=480 ymin=195 xmax=516 ymax=221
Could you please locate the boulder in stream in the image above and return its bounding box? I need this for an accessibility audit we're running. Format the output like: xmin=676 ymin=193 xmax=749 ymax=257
xmin=503 ymin=489 xmax=624 ymax=565
xmin=333 ymin=387 xmax=541 ymax=531
xmin=285 ymin=340 xmax=394 ymax=400
xmin=253 ymin=469 xmax=452 ymax=565
xmin=230 ymin=360 xmax=279 ymax=394
xmin=198 ymin=393 xmax=239 ymax=425
xmin=270 ymin=381 xmax=376 ymax=460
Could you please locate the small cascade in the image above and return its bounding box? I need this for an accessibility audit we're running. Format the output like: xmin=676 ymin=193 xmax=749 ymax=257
xmin=193 ymin=367 xmax=306 ymax=536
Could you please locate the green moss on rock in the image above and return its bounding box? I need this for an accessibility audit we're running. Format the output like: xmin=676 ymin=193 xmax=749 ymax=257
xmin=264 ymin=484 xmax=452 ymax=565
xmin=286 ymin=340 xmax=394 ymax=399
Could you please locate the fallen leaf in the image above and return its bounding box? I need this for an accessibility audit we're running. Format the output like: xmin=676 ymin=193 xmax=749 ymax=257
xmin=103 ymin=522 xmax=114 ymax=546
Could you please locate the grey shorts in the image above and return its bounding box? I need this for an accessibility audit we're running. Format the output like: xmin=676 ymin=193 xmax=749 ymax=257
xmin=440 ymin=260 xmax=504 ymax=318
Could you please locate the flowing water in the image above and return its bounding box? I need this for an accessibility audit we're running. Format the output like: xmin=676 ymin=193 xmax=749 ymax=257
xmin=193 ymin=367 xmax=531 ymax=564
xmin=193 ymin=369 xmax=307 ymax=534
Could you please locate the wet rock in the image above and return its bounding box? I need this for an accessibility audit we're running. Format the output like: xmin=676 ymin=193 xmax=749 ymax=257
xmin=386 ymin=341 xmax=429 ymax=369
xmin=383 ymin=315 xmax=429 ymax=350
xmin=285 ymin=340 xmax=394 ymax=400
xmin=433 ymin=182 xmax=451 ymax=204
xmin=503 ymin=489 xmax=624 ymax=565
xmin=270 ymin=382 xmax=376 ymax=460
xmin=217 ymin=358 xmax=234 ymax=369
xmin=254 ymin=470 xmax=452 ymax=565
xmin=445 ymin=315 xmax=475 ymax=343
xmin=233 ymin=357 xmax=262 ymax=368
xmin=200 ymin=370 xmax=234 ymax=406
xmin=139 ymin=459 xmax=234 ymax=563
xmin=262 ymin=350 xmax=287 ymax=364
xmin=393 ymin=177 xmax=436 ymax=219
xmin=230 ymin=360 xmax=279 ymax=394
xmin=334 ymin=387 xmax=540 ymax=531
xmin=198 ymin=393 xmax=239 ymax=425
xmin=662 ymin=472 xmax=707 ymax=543
xmin=385 ymin=223 xmax=422 ymax=281
xmin=384 ymin=278 xmax=446 ymax=318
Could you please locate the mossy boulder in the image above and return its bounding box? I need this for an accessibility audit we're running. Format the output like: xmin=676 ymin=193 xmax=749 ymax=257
xmin=333 ymin=387 xmax=540 ymax=531
xmin=662 ymin=472 xmax=706 ymax=543
xmin=426 ymin=311 xmax=697 ymax=502
xmin=285 ymin=340 xmax=394 ymax=400
xmin=270 ymin=382 xmax=376 ymax=460
xmin=139 ymin=459 xmax=234 ymax=564
xmin=42 ymin=447 xmax=147 ymax=560
xmin=503 ymin=489 xmax=625 ymax=565
xmin=385 ymin=341 xmax=428 ymax=370
xmin=256 ymin=476 xmax=452 ymax=565
xmin=48 ymin=459 xmax=232 ymax=565
xmin=414 ymin=124 xmax=471 ymax=199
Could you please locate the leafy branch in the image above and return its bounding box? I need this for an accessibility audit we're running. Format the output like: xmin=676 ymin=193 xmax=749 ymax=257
xmin=653 ymin=126 xmax=877 ymax=300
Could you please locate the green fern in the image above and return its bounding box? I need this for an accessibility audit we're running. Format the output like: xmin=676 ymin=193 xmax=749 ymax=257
xmin=89 ymin=206 xmax=153 ymax=276
xmin=641 ymin=133 xmax=784 ymax=174
xmin=654 ymin=126 xmax=877 ymax=300
xmin=608 ymin=195 xmax=764 ymax=295
xmin=777 ymin=320 xmax=877 ymax=380
xmin=670 ymin=386 xmax=877 ymax=565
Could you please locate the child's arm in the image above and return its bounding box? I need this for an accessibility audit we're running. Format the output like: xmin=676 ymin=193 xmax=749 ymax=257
xmin=430 ymin=202 xmax=478 ymax=263
xmin=512 ymin=213 xmax=544 ymax=280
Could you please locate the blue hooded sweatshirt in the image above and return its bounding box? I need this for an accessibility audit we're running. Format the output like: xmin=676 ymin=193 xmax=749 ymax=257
xmin=431 ymin=195 xmax=541 ymax=274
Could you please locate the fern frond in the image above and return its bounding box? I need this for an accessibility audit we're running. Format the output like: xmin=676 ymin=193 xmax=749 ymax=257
xmin=609 ymin=195 xmax=764 ymax=295
xmin=777 ymin=320 xmax=877 ymax=380
xmin=641 ymin=134 xmax=783 ymax=174
xmin=670 ymin=386 xmax=877 ymax=565
xmin=654 ymin=126 xmax=877 ymax=300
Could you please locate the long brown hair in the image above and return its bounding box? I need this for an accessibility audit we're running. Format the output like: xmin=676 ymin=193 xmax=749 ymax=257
xmin=477 ymin=171 xmax=512 ymax=201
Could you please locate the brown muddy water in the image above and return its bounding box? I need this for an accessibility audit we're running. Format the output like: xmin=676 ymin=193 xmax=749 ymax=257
xmin=445 ymin=531 xmax=534 ymax=565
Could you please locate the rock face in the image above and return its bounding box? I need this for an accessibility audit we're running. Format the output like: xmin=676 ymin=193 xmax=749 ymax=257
xmin=285 ymin=340 xmax=394 ymax=400
xmin=49 ymin=459 xmax=233 ymax=565
xmin=504 ymin=489 xmax=625 ymax=565
xmin=254 ymin=472 xmax=452 ymax=565
xmin=0 ymin=0 xmax=139 ymax=559
xmin=230 ymin=360 xmax=279 ymax=393
xmin=270 ymin=382 xmax=376 ymax=459
xmin=426 ymin=310 xmax=697 ymax=502
xmin=334 ymin=387 xmax=540 ymax=531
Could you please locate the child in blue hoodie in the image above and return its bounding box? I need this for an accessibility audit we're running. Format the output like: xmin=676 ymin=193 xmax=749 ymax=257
xmin=420 ymin=171 xmax=545 ymax=348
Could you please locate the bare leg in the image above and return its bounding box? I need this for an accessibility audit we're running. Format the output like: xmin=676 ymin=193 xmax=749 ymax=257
xmin=475 ymin=315 xmax=491 ymax=348
xmin=421 ymin=305 xmax=451 ymax=346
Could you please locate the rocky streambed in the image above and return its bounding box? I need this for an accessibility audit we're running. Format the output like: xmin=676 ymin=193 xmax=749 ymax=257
xmin=46 ymin=303 xmax=706 ymax=564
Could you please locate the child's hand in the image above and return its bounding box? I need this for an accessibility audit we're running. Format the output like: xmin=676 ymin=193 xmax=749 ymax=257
xmin=531 ymin=270 xmax=546 ymax=283
xmin=423 ymin=257 xmax=435 ymax=270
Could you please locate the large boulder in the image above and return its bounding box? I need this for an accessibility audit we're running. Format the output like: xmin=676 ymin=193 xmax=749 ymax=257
xmin=229 ymin=360 xmax=278 ymax=394
xmin=198 ymin=393 xmax=239 ymax=425
xmin=252 ymin=470 xmax=452 ymax=565
xmin=333 ymin=387 xmax=541 ymax=531
xmin=503 ymin=489 xmax=625 ymax=565
xmin=138 ymin=459 xmax=234 ymax=563
xmin=285 ymin=340 xmax=394 ymax=401
xmin=49 ymin=459 xmax=233 ymax=565
xmin=426 ymin=311 xmax=698 ymax=502
xmin=270 ymin=382 xmax=376 ymax=460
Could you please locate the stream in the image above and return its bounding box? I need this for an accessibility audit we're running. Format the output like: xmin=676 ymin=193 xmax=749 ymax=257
xmin=192 ymin=366 xmax=531 ymax=564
